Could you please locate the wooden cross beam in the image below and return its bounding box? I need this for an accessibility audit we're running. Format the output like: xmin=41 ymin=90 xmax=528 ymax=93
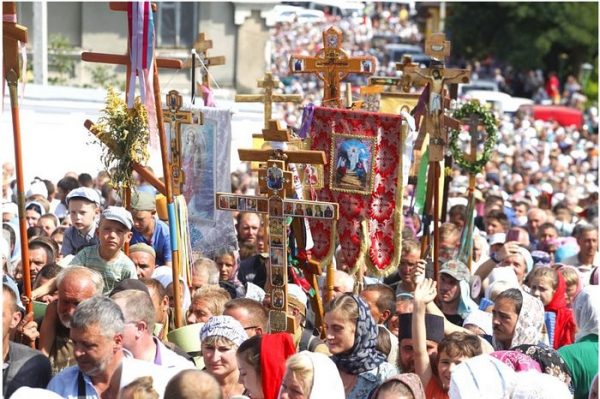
xmin=80 ymin=4 xmax=183 ymax=94
xmin=289 ymin=26 xmax=377 ymax=108
xmin=183 ymin=32 xmax=226 ymax=88
xmin=235 ymin=72 xmax=302 ymax=129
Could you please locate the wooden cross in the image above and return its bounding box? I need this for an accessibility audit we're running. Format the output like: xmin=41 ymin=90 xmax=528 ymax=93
xmin=4 ymin=2 xmax=35 ymax=317
xmin=80 ymin=3 xmax=183 ymax=95
xmin=163 ymin=90 xmax=203 ymax=196
xmin=81 ymin=2 xmax=187 ymax=328
xmin=403 ymin=33 xmax=470 ymax=162
xmin=218 ymin=120 xmax=338 ymax=333
xmin=289 ymin=26 xmax=377 ymax=108
xmin=235 ymin=72 xmax=302 ymax=129
xmin=183 ymin=32 xmax=226 ymax=88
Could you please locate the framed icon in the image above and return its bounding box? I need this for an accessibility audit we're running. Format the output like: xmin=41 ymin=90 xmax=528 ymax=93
xmin=330 ymin=133 xmax=376 ymax=195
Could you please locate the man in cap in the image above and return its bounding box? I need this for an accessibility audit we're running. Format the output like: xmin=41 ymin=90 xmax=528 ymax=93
xmin=130 ymin=192 xmax=172 ymax=267
xmin=398 ymin=312 xmax=444 ymax=372
xmin=128 ymin=243 xmax=158 ymax=279
xmin=61 ymin=187 xmax=101 ymax=256
xmin=70 ymin=206 xmax=137 ymax=294
xmin=435 ymin=260 xmax=478 ymax=327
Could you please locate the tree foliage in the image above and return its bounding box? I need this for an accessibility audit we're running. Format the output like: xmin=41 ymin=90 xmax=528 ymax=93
xmin=446 ymin=2 xmax=598 ymax=74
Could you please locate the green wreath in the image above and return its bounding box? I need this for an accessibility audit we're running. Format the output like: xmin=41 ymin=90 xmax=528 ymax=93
xmin=448 ymin=101 xmax=498 ymax=175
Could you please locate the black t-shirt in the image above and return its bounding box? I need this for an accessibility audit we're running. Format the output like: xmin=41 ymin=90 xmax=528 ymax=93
xmin=444 ymin=312 xmax=465 ymax=327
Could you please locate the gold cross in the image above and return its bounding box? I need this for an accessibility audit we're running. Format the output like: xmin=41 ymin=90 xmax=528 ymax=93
xmin=289 ymin=26 xmax=376 ymax=107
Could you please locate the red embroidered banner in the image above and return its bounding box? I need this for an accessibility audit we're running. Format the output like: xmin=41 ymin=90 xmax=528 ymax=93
xmin=308 ymin=107 xmax=405 ymax=275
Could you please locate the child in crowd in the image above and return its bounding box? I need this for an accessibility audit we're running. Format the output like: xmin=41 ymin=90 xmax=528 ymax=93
xmin=528 ymin=266 xmax=576 ymax=349
xmin=60 ymin=187 xmax=100 ymax=256
xmin=412 ymin=279 xmax=483 ymax=398
xmin=557 ymin=265 xmax=583 ymax=307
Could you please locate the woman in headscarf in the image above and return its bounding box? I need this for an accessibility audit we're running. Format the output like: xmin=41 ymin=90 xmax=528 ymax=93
xmin=200 ymin=315 xmax=248 ymax=398
xmin=368 ymin=374 xmax=425 ymax=399
xmin=558 ymin=285 xmax=599 ymax=399
xmin=448 ymin=355 xmax=517 ymax=399
xmin=491 ymin=288 xmax=545 ymax=350
xmin=278 ymin=351 xmax=344 ymax=399
xmin=323 ymin=294 xmax=397 ymax=399
xmin=214 ymin=249 xmax=245 ymax=298
xmin=237 ymin=333 xmax=296 ymax=399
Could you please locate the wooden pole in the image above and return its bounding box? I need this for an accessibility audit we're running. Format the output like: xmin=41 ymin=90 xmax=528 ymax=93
xmin=6 ymin=70 xmax=33 ymax=315
xmin=152 ymin=62 xmax=183 ymax=328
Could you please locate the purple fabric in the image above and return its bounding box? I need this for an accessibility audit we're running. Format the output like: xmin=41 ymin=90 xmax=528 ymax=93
xmin=298 ymin=103 xmax=315 ymax=138
xmin=490 ymin=350 xmax=542 ymax=373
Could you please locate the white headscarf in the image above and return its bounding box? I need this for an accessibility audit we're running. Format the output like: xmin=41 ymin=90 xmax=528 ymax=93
xmin=301 ymin=351 xmax=345 ymax=399
xmin=449 ymin=355 xmax=517 ymax=399
xmin=573 ymin=285 xmax=599 ymax=341
xmin=511 ymin=371 xmax=571 ymax=399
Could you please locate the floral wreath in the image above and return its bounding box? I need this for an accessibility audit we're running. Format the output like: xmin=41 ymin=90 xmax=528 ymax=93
xmin=448 ymin=101 xmax=498 ymax=175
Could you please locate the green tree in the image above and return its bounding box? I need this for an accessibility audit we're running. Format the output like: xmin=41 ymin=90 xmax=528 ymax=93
xmin=446 ymin=3 xmax=598 ymax=75
xmin=48 ymin=34 xmax=75 ymax=85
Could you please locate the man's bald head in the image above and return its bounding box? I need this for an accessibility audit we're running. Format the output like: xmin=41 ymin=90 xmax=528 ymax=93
xmin=164 ymin=370 xmax=222 ymax=399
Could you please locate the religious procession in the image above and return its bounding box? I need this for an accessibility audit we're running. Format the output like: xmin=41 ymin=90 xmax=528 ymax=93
xmin=2 ymin=2 xmax=599 ymax=399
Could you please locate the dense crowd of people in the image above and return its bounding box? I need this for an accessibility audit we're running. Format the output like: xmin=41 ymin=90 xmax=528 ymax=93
xmin=1 ymin=4 xmax=599 ymax=399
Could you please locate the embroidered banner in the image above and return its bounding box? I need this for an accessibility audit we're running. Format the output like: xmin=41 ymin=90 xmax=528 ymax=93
xmin=308 ymin=107 xmax=406 ymax=275
xmin=165 ymin=105 xmax=238 ymax=258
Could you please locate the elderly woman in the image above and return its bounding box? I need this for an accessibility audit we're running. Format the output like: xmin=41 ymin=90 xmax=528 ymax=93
xmin=200 ymin=315 xmax=248 ymax=398
xmin=491 ymin=288 xmax=545 ymax=350
xmin=279 ymin=351 xmax=344 ymax=399
xmin=323 ymin=294 xmax=397 ymax=399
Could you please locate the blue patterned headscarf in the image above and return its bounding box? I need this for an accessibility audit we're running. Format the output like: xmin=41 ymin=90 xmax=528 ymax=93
xmin=330 ymin=294 xmax=386 ymax=375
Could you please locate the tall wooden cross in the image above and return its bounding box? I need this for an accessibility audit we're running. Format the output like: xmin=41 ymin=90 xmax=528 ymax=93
xmin=184 ymin=32 xmax=226 ymax=88
xmin=403 ymin=33 xmax=470 ymax=162
xmin=235 ymin=72 xmax=302 ymax=129
xmin=217 ymin=120 xmax=338 ymax=333
xmin=289 ymin=26 xmax=377 ymax=108
xmin=163 ymin=90 xmax=203 ymax=196
xmin=3 ymin=2 xmax=34 ymax=316
xmin=80 ymin=2 xmax=186 ymax=328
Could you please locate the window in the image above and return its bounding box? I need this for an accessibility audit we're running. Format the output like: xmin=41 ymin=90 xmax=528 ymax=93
xmin=156 ymin=2 xmax=198 ymax=48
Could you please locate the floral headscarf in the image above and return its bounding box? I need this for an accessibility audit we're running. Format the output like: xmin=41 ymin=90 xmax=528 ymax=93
xmin=330 ymin=294 xmax=386 ymax=375
xmin=490 ymin=351 xmax=542 ymax=373
xmin=368 ymin=373 xmax=425 ymax=399
xmin=512 ymin=344 xmax=573 ymax=393
xmin=493 ymin=290 xmax=545 ymax=350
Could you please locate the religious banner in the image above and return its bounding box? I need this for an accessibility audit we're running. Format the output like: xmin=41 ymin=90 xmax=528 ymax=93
xmin=165 ymin=105 xmax=237 ymax=257
xmin=307 ymin=107 xmax=406 ymax=275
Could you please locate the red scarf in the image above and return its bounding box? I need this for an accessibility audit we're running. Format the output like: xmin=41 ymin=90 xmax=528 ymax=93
xmin=260 ymin=333 xmax=296 ymax=399
xmin=545 ymin=272 xmax=576 ymax=349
